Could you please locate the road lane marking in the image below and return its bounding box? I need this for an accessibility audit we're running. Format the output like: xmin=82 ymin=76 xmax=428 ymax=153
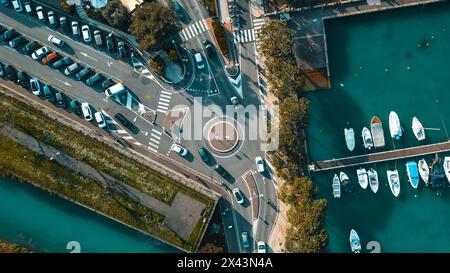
xmin=152 ymin=129 xmax=162 ymax=135
xmin=150 ymin=133 xmax=161 ymax=140
xmin=148 ymin=142 xmax=159 ymax=148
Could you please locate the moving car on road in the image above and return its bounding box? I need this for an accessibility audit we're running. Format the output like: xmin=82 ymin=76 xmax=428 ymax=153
xmin=81 ymin=25 xmax=91 ymax=42
xmin=255 ymin=156 xmax=265 ymax=173
xmin=203 ymin=40 xmax=215 ymax=58
xmin=29 ymin=78 xmax=40 ymax=95
xmin=94 ymin=111 xmax=107 ymax=128
xmin=198 ymin=147 xmax=211 ymax=163
xmin=232 ymin=188 xmax=244 ymax=204
xmin=257 ymin=241 xmax=267 ymax=253
xmin=194 ymin=52 xmax=205 ymax=70
xmin=48 ymin=35 xmax=64 ymax=47
xmin=171 ymin=144 xmax=188 ymax=157
xmin=81 ymin=102 xmax=93 ymax=121
xmin=31 ymin=46 xmax=49 ymax=60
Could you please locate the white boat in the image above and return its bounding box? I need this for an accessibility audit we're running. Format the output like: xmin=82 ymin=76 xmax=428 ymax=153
xmin=344 ymin=128 xmax=355 ymax=151
xmin=370 ymin=116 xmax=385 ymax=148
xmin=387 ymin=169 xmax=400 ymax=197
xmin=361 ymin=127 xmax=373 ymax=150
xmin=444 ymin=157 xmax=450 ymax=184
xmin=367 ymin=168 xmax=379 ymax=193
xmin=412 ymin=116 xmax=425 ymax=141
xmin=349 ymin=229 xmax=361 ymax=253
xmin=356 ymin=168 xmax=368 ymax=189
xmin=405 ymin=161 xmax=420 ymax=189
xmin=340 ymin=171 xmax=352 ymax=194
xmin=418 ymin=159 xmax=429 ymax=186
xmin=389 ymin=111 xmax=402 ymax=140
xmin=332 ymin=174 xmax=341 ymax=198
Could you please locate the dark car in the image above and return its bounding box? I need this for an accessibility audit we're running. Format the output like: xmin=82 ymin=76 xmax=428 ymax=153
xmin=4 ymin=65 xmax=16 ymax=80
xmin=59 ymin=16 xmax=68 ymax=33
xmin=117 ymin=41 xmax=126 ymax=59
xmin=52 ymin=56 xmax=72 ymax=69
xmin=22 ymin=40 xmax=39 ymax=53
xmin=75 ymin=67 xmax=92 ymax=81
xmin=203 ymin=40 xmax=216 ymax=58
xmin=16 ymin=70 xmax=28 ymax=86
xmin=9 ymin=36 xmax=27 ymax=48
xmin=69 ymin=99 xmax=81 ymax=115
xmin=0 ymin=62 xmax=4 ymax=77
xmin=198 ymin=147 xmax=211 ymax=163
xmin=114 ymin=113 xmax=139 ymax=134
xmin=86 ymin=72 xmax=103 ymax=86
xmin=215 ymin=164 xmax=228 ymax=178
xmin=42 ymin=84 xmax=55 ymax=102
xmin=0 ymin=29 xmax=17 ymax=43
xmin=1 ymin=0 xmax=10 ymax=7
xmin=173 ymin=2 xmax=187 ymax=23
xmin=106 ymin=33 xmax=114 ymax=52
xmin=101 ymin=78 xmax=115 ymax=89
xmin=55 ymin=92 xmax=67 ymax=108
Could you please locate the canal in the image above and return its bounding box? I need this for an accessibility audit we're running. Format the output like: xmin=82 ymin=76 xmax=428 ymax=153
xmin=306 ymin=2 xmax=450 ymax=252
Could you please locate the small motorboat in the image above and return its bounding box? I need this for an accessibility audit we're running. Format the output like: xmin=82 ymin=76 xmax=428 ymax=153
xmin=345 ymin=128 xmax=355 ymax=151
xmin=361 ymin=127 xmax=373 ymax=150
xmin=349 ymin=229 xmax=361 ymax=253
xmin=370 ymin=116 xmax=385 ymax=148
xmin=412 ymin=116 xmax=425 ymax=141
xmin=389 ymin=111 xmax=402 ymax=140
xmin=367 ymin=168 xmax=379 ymax=193
xmin=405 ymin=161 xmax=420 ymax=189
xmin=443 ymin=157 xmax=450 ymax=184
xmin=332 ymin=174 xmax=341 ymax=198
xmin=340 ymin=171 xmax=352 ymax=194
xmin=387 ymin=169 xmax=401 ymax=197
xmin=418 ymin=159 xmax=429 ymax=186
xmin=356 ymin=168 xmax=368 ymax=189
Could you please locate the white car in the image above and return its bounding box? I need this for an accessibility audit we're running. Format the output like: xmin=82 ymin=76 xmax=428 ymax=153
xmin=94 ymin=111 xmax=107 ymax=128
xmin=31 ymin=46 xmax=49 ymax=60
xmin=81 ymin=25 xmax=91 ymax=42
xmin=257 ymin=241 xmax=266 ymax=253
xmin=48 ymin=35 xmax=64 ymax=47
xmin=12 ymin=0 xmax=23 ymax=12
xmin=29 ymin=78 xmax=40 ymax=96
xmin=81 ymin=102 xmax=93 ymax=121
xmin=171 ymin=144 xmax=188 ymax=157
xmin=255 ymin=156 xmax=265 ymax=173
xmin=232 ymin=188 xmax=244 ymax=204
xmin=194 ymin=52 xmax=205 ymax=69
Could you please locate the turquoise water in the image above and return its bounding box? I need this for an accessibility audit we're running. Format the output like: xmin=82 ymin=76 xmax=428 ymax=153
xmin=0 ymin=177 xmax=180 ymax=253
xmin=306 ymin=2 xmax=450 ymax=252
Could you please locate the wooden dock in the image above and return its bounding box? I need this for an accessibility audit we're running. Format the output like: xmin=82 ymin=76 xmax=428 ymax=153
xmin=310 ymin=140 xmax=450 ymax=171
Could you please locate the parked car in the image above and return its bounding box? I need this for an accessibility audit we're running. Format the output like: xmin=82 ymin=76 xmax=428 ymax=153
xmin=4 ymin=65 xmax=16 ymax=80
xmin=36 ymin=6 xmax=44 ymax=21
xmin=48 ymin=35 xmax=64 ymax=47
xmin=255 ymin=156 xmax=265 ymax=173
xmin=55 ymin=92 xmax=67 ymax=108
xmin=241 ymin=232 xmax=250 ymax=250
xmin=114 ymin=113 xmax=139 ymax=134
xmin=52 ymin=56 xmax=72 ymax=69
xmin=81 ymin=102 xmax=93 ymax=121
xmin=203 ymin=40 xmax=215 ymax=58
xmin=16 ymin=70 xmax=28 ymax=86
xmin=31 ymin=46 xmax=49 ymax=60
xmin=24 ymin=1 xmax=32 ymax=15
xmin=215 ymin=164 xmax=228 ymax=178
xmin=22 ymin=40 xmax=39 ymax=53
xmin=12 ymin=0 xmax=22 ymax=12
xmin=171 ymin=144 xmax=188 ymax=157
xmin=75 ymin=67 xmax=92 ymax=81
xmin=64 ymin=63 xmax=81 ymax=76
xmin=8 ymin=36 xmax=26 ymax=48
xmin=42 ymin=52 xmax=59 ymax=65
xmin=93 ymin=30 xmax=102 ymax=46
xmin=198 ymin=147 xmax=211 ymax=163
xmin=104 ymin=82 xmax=125 ymax=97
xmin=0 ymin=29 xmax=17 ymax=43
xmin=47 ymin=11 xmax=56 ymax=26
xmin=257 ymin=241 xmax=266 ymax=253
xmin=232 ymin=188 xmax=244 ymax=204
xmin=117 ymin=41 xmax=126 ymax=58
xmin=194 ymin=52 xmax=205 ymax=69
xmin=43 ymin=84 xmax=55 ymax=102
xmin=0 ymin=62 xmax=4 ymax=77
xmin=69 ymin=99 xmax=81 ymax=116
xmin=1 ymin=0 xmax=10 ymax=7
xmin=29 ymin=78 xmax=40 ymax=95
xmin=59 ymin=16 xmax=68 ymax=33
xmin=86 ymin=72 xmax=103 ymax=86
xmin=101 ymin=78 xmax=115 ymax=89
xmin=106 ymin=33 xmax=114 ymax=52
xmin=94 ymin=111 xmax=107 ymax=128
xmin=71 ymin=21 xmax=79 ymax=36
xmin=81 ymin=25 xmax=91 ymax=42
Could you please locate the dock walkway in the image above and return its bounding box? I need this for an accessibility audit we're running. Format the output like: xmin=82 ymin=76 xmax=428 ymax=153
xmin=311 ymin=140 xmax=450 ymax=171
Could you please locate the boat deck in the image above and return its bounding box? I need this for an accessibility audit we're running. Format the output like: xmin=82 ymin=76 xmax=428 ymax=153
xmin=310 ymin=140 xmax=450 ymax=171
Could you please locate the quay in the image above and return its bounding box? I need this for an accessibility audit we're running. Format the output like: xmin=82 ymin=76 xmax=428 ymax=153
xmin=310 ymin=140 xmax=450 ymax=171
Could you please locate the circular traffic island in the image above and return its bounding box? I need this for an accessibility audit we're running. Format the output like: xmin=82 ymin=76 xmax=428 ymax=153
xmin=207 ymin=120 xmax=239 ymax=153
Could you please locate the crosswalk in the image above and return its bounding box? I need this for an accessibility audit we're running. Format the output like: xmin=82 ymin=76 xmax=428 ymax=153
xmin=253 ymin=18 xmax=266 ymax=50
xmin=148 ymin=129 xmax=163 ymax=153
xmin=156 ymin=90 xmax=173 ymax=114
xmin=179 ymin=19 xmax=208 ymax=42
xmin=233 ymin=29 xmax=256 ymax=44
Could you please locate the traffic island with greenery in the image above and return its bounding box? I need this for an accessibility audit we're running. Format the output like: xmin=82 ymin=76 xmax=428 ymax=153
xmin=211 ymin=19 xmax=230 ymax=58
xmin=0 ymin=240 xmax=33 ymax=253
xmin=259 ymin=21 xmax=328 ymax=252
xmin=147 ymin=55 xmax=166 ymax=77
xmin=0 ymin=92 xmax=215 ymax=251
xmin=202 ymin=0 xmax=218 ymax=17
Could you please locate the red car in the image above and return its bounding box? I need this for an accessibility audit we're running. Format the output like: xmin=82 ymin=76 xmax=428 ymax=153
xmin=42 ymin=52 xmax=59 ymax=65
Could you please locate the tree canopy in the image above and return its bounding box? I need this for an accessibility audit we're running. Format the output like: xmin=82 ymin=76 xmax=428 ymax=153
xmin=101 ymin=0 xmax=131 ymax=32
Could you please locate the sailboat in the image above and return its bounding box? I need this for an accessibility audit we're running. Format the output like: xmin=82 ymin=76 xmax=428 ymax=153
xmin=443 ymin=157 xmax=450 ymax=184
xmin=344 ymin=128 xmax=355 ymax=151
xmin=332 ymin=174 xmax=341 ymax=198
xmin=405 ymin=161 xmax=420 ymax=189
xmin=361 ymin=127 xmax=373 ymax=150
xmin=387 ymin=169 xmax=400 ymax=197
xmin=340 ymin=171 xmax=352 ymax=194
xmin=356 ymin=168 xmax=368 ymax=189
xmin=389 ymin=111 xmax=402 ymax=140
xmin=370 ymin=116 xmax=385 ymax=148
xmin=418 ymin=159 xmax=429 ymax=186
xmin=412 ymin=117 xmax=425 ymax=141
xmin=349 ymin=229 xmax=361 ymax=253
xmin=367 ymin=168 xmax=379 ymax=193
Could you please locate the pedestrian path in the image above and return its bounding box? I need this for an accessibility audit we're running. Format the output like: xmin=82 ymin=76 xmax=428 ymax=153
xmin=148 ymin=128 xmax=163 ymax=153
xmin=179 ymin=19 xmax=208 ymax=42
xmin=156 ymin=90 xmax=173 ymax=114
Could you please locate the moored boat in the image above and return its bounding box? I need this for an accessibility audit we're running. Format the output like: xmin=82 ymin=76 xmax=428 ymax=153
xmin=370 ymin=116 xmax=385 ymax=148
xmin=389 ymin=111 xmax=402 ymax=140
xmin=430 ymin=158 xmax=446 ymax=195
xmin=418 ymin=159 xmax=429 ymax=186
xmin=332 ymin=174 xmax=341 ymax=198
xmin=349 ymin=229 xmax=361 ymax=253
xmin=340 ymin=171 xmax=353 ymax=194
xmin=344 ymin=128 xmax=355 ymax=151
xmin=367 ymin=168 xmax=379 ymax=193
xmin=361 ymin=127 xmax=373 ymax=150
xmin=387 ymin=169 xmax=400 ymax=197
xmin=356 ymin=168 xmax=368 ymax=189
xmin=406 ymin=161 xmax=420 ymax=189
xmin=412 ymin=116 xmax=425 ymax=141
xmin=444 ymin=157 xmax=450 ymax=184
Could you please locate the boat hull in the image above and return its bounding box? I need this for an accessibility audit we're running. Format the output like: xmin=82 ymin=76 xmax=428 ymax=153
xmin=406 ymin=161 xmax=419 ymax=189
xmin=362 ymin=127 xmax=373 ymax=150
xmin=370 ymin=116 xmax=385 ymax=148
xmin=332 ymin=174 xmax=341 ymax=198
xmin=357 ymin=168 xmax=368 ymax=189
xmin=387 ymin=170 xmax=401 ymax=197
xmin=418 ymin=159 xmax=429 ymax=186
xmin=389 ymin=111 xmax=402 ymax=140
xmin=444 ymin=157 xmax=450 ymax=185
xmin=349 ymin=229 xmax=361 ymax=253
xmin=368 ymin=169 xmax=379 ymax=193
xmin=345 ymin=128 xmax=355 ymax=151
xmin=412 ymin=117 xmax=425 ymax=141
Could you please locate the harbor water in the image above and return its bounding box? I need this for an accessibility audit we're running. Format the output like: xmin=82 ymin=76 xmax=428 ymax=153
xmin=0 ymin=177 xmax=180 ymax=253
xmin=306 ymin=2 xmax=450 ymax=252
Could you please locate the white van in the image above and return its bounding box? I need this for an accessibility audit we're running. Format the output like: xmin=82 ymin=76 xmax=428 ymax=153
xmin=81 ymin=102 xmax=93 ymax=121
xmin=194 ymin=53 xmax=205 ymax=69
xmin=12 ymin=0 xmax=23 ymax=12
xmin=71 ymin=21 xmax=79 ymax=36
xmin=94 ymin=111 xmax=107 ymax=128
xmin=105 ymin=83 xmax=125 ymax=97
xmin=36 ymin=6 xmax=44 ymax=21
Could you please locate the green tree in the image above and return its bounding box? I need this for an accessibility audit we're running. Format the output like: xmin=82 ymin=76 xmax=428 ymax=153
xmin=101 ymin=0 xmax=131 ymax=32
xmin=131 ymin=2 xmax=178 ymax=51
xmin=259 ymin=21 xmax=294 ymax=63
